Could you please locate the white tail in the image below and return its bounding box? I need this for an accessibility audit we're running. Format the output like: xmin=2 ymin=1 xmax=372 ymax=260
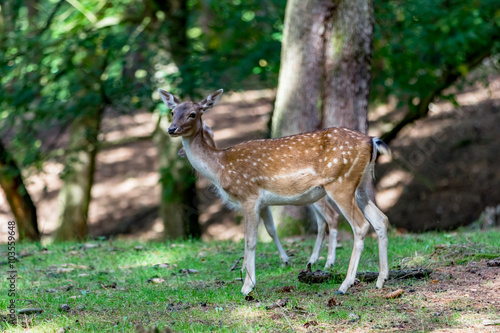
xmin=160 ymin=89 xmax=390 ymax=295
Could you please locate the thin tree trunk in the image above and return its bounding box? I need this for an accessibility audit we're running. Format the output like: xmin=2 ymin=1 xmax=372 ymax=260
xmin=154 ymin=114 xmax=200 ymax=239
xmin=152 ymin=0 xmax=200 ymax=239
xmin=271 ymin=0 xmax=374 ymax=230
xmin=55 ymin=107 xmax=103 ymax=241
xmin=0 ymin=139 xmax=39 ymax=241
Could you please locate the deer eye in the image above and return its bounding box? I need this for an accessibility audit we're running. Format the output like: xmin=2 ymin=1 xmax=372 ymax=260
xmin=171 ymin=111 xmax=174 ymax=116
xmin=189 ymin=113 xmax=196 ymax=118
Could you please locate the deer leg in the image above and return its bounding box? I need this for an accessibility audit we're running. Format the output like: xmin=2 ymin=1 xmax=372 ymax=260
xmin=241 ymin=205 xmax=260 ymax=295
xmin=355 ymin=183 xmax=389 ymax=289
xmin=308 ymin=203 xmax=327 ymax=267
xmin=325 ymin=184 xmax=370 ymax=294
xmin=320 ymin=197 xmax=340 ymax=269
xmin=260 ymin=207 xmax=289 ymax=267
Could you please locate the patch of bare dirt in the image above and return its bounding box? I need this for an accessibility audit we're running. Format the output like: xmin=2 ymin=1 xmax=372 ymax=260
xmin=372 ymin=74 xmax=500 ymax=231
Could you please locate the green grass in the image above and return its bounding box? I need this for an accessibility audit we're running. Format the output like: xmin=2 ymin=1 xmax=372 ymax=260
xmin=1 ymin=229 xmax=499 ymax=332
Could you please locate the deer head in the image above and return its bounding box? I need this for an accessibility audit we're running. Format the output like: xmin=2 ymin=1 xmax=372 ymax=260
xmin=158 ymin=89 xmax=223 ymax=137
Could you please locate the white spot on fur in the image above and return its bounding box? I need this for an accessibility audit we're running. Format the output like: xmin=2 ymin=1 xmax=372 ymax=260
xmin=333 ymin=158 xmax=338 ymax=164
xmin=343 ymin=158 xmax=347 ymax=164
xmin=327 ymin=162 xmax=332 ymax=168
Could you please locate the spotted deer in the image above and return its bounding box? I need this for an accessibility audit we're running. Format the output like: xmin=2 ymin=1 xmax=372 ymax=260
xmin=160 ymin=89 xmax=390 ymax=295
xmin=178 ymin=123 xmax=340 ymax=270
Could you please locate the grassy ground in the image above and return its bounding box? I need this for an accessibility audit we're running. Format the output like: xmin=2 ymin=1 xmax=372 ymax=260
xmin=1 ymin=229 xmax=499 ymax=332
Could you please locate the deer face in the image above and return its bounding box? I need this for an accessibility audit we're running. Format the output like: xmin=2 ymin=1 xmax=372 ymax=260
xmin=168 ymin=102 xmax=203 ymax=137
xmin=158 ymin=89 xmax=223 ymax=138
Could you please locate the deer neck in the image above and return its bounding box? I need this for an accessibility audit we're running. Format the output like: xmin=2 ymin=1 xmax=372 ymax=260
xmin=181 ymin=127 xmax=223 ymax=185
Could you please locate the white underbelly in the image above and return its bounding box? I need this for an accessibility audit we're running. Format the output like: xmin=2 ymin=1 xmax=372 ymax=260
xmin=260 ymin=186 xmax=326 ymax=206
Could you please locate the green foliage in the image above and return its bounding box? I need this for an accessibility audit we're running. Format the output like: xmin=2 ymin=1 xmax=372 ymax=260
xmin=372 ymin=0 xmax=500 ymax=108
xmin=0 ymin=0 xmax=286 ymax=170
xmin=0 ymin=0 xmax=160 ymax=168
xmin=162 ymin=0 xmax=286 ymax=97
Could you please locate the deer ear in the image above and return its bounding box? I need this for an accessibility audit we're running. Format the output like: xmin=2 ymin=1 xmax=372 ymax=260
xmin=158 ymin=89 xmax=180 ymax=110
xmin=200 ymin=89 xmax=223 ymax=112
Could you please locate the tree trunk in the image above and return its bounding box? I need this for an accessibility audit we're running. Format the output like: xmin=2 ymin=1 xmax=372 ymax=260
xmin=152 ymin=0 xmax=200 ymax=239
xmin=154 ymin=114 xmax=200 ymax=239
xmin=0 ymin=139 xmax=39 ymax=241
xmin=271 ymin=0 xmax=373 ymax=231
xmin=55 ymin=107 xmax=103 ymax=241
xmin=321 ymin=0 xmax=372 ymax=131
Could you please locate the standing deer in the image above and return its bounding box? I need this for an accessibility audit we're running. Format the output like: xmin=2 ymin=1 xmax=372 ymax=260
xmin=178 ymin=123 xmax=340 ymax=269
xmin=159 ymin=89 xmax=390 ymax=295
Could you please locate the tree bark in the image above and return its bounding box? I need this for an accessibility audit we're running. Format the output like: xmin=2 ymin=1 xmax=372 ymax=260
xmin=55 ymin=107 xmax=103 ymax=241
xmin=321 ymin=0 xmax=373 ymax=131
xmin=154 ymin=115 xmax=200 ymax=239
xmin=0 ymin=139 xmax=39 ymax=241
xmin=271 ymin=0 xmax=373 ymax=229
xmin=152 ymin=0 xmax=200 ymax=239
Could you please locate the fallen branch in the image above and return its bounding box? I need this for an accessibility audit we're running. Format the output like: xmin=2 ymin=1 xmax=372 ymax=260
xmin=230 ymin=256 xmax=244 ymax=271
xmin=298 ymin=263 xmax=335 ymax=284
xmin=298 ymin=267 xmax=432 ymax=284
xmin=359 ymin=268 xmax=433 ymax=282
xmin=17 ymin=308 xmax=44 ymax=315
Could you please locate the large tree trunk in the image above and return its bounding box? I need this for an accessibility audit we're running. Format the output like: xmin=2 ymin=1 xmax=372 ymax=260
xmin=271 ymin=0 xmax=373 ymax=231
xmin=321 ymin=0 xmax=372 ymax=131
xmin=55 ymin=107 xmax=103 ymax=241
xmin=0 ymin=139 xmax=39 ymax=241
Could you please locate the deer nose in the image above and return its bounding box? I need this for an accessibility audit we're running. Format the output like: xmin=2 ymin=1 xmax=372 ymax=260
xmin=168 ymin=126 xmax=177 ymax=135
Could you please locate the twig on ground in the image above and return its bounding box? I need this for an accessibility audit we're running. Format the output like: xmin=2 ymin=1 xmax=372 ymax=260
xmin=230 ymin=256 xmax=244 ymax=271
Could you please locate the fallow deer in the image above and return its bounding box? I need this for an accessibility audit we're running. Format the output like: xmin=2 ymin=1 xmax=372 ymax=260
xmin=178 ymin=123 xmax=340 ymax=269
xmin=159 ymin=89 xmax=390 ymax=295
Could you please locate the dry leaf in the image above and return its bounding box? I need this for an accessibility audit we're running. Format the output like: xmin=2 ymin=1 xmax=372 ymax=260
xmin=277 ymin=285 xmax=295 ymax=293
xmin=303 ymin=321 xmax=318 ymax=328
xmin=384 ymin=289 xmax=405 ymax=299
xmin=179 ymin=268 xmax=199 ymax=275
xmin=327 ymin=297 xmax=341 ymax=307
xmin=266 ymin=298 xmax=288 ymax=310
